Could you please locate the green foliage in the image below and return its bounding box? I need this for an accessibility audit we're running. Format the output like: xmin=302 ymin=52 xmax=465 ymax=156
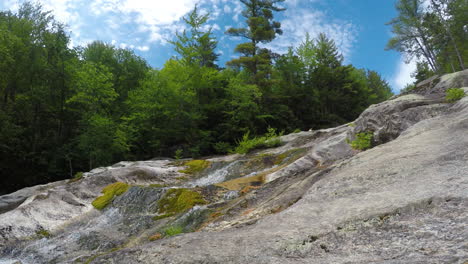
xmin=178 ymin=160 xmax=211 ymax=174
xmin=164 ymin=225 xmax=184 ymax=237
xmin=411 ymin=62 xmax=435 ymax=84
xmin=445 ymin=88 xmax=466 ymax=103
xmin=387 ymin=0 xmax=467 ymax=73
xmin=157 ymin=188 xmax=207 ymax=215
xmin=171 ymin=5 xmax=218 ymax=68
xmin=92 ymin=182 xmax=130 ymax=210
xmin=293 ymin=129 xmax=302 ymax=133
xmin=69 ymin=172 xmax=84 ymax=183
xmin=401 ymin=84 xmax=416 ymax=94
xmin=350 ymin=132 xmax=374 ymax=150
xmin=0 ymin=2 xmax=395 ymax=196
xmin=213 ymin=142 xmax=232 ymax=154
xmin=174 ymin=149 xmax=183 ymax=160
xmin=234 ymin=128 xmax=283 ymax=154
xmin=226 ymin=0 xmax=285 ymax=87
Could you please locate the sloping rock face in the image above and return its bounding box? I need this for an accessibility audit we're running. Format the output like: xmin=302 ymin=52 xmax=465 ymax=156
xmin=0 ymin=70 xmax=467 ymax=264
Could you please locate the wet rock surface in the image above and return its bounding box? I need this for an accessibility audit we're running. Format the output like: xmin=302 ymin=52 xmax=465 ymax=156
xmin=1 ymin=70 xmax=467 ymax=264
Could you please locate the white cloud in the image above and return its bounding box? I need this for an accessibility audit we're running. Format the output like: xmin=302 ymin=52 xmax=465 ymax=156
xmin=136 ymin=45 xmax=150 ymax=52
xmin=392 ymin=57 xmax=417 ymax=92
xmin=267 ymin=8 xmax=358 ymax=61
xmin=232 ymin=1 xmax=243 ymax=22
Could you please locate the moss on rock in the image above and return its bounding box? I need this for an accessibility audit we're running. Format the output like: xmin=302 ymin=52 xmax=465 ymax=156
xmin=158 ymin=188 xmax=207 ymax=215
xmin=178 ymin=160 xmax=211 ymax=174
xmin=92 ymin=182 xmax=130 ymax=210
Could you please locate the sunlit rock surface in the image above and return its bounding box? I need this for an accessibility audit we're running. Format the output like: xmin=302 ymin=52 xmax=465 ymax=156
xmin=1 ymin=70 xmax=467 ymax=264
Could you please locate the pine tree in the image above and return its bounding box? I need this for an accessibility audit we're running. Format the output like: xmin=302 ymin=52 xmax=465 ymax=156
xmin=171 ymin=5 xmax=219 ymax=68
xmin=226 ymin=0 xmax=285 ymax=87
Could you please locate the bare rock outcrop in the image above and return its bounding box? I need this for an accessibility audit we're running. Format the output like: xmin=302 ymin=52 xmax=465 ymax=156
xmin=0 ymin=70 xmax=467 ymax=264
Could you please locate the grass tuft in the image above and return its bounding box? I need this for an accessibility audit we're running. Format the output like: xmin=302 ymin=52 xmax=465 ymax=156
xmin=164 ymin=225 xmax=184 ymax=237
xmin=234 ymin=127 xmax=283 ymax=154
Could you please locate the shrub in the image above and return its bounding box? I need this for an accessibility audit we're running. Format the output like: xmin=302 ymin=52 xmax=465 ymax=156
xmin=92 ymin=182 xmax=130 ymax=210
xmin=445 ymin=88 xmax=466 ymax=103
xmin=178 ymin=160 xmax=211 ymax=174
xmin=233 ymin=127 xmax=283 ymax=154
xmin=350 ymin=132 xmax=373 ymax=150
xmin=401 ymin=83 xmax=416 ymax=94
xmin=157 ymin=188 xmax=206 ymax=215
xmin=293 ymin=128 xmax=302 ymax=133
xmin=164 ymin=225 xmax=184 ymax=237
xmin=214 ymin=141 xmax=232 ymax=154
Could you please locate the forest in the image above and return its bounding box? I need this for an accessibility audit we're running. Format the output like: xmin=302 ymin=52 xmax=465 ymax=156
xmin=0 ymin=0 xmax=465 ymax=195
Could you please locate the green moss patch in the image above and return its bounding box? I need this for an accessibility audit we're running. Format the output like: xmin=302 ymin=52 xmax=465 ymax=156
xmin=36 ymin=228 xmax=52 ymax=238
xmin=92 ymin=182 xmax=130 ymax=210
xmin=178 ymin=160 xmax=211 ymax=174
xmin=158 ymin=188 xmax=207 ymax=215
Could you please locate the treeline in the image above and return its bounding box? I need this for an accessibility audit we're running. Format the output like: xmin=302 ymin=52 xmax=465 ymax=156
xmin=387 ymin=0 xmax=467 ymax=85
xmin=0 ymin=1 xmax=392 ymax=194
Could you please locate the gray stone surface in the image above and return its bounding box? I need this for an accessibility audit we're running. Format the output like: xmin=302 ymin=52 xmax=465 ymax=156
xmin=0 ymin=70 xmax=467 ymax=264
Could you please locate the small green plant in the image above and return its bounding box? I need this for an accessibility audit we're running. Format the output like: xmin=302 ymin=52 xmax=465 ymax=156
xmin=178 ymin=160 xmax=211 ymax=174
xmin=68 ymin=172 xmax=84 ymax=183
xmin=174 ymin=149 xmax=183 ymax=160
xmin=445 ymin=88 xmax=466 ymax=103
xmin=164 ymin=225 xmax=184 ymax=237
xmin=350 ymin=132 xmax=373 ymax=150
xmin=293 ymin=128 xmax=302 ymax=133
xmin=158 ymin=188 xmax=206 ymax=215
xmin=36 ymin=228 xmax=52 ymax=238
xmin=234 ymin=127 xmax=283 ymax=154
xmin=214 ymin=141 xmax=232 ymax=154
xmin=400 ymin=83 xmax=416 ymax=94
xmin=92 ymin=182 xmax=130 ymax=210
xmin=348 ymin=122 xmax=356 ymax=127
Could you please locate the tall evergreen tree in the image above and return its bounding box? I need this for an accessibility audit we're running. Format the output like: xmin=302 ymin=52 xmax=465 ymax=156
xmin=171 ymin=5 xmax=219 ymax=68
xmin=226 ymin=0 xmax=285 ymax=87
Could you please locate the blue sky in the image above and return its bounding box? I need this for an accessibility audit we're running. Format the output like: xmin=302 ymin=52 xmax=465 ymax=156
xmin=0 ymin=0 xmax=417 ymax=92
